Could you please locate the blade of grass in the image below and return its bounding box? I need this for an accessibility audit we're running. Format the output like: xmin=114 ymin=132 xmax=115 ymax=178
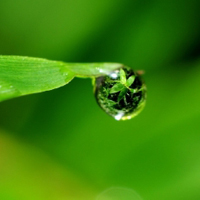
xmin=0 ymin=55 xmax=123 ymax=102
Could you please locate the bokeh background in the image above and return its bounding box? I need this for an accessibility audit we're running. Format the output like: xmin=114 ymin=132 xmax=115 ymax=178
xmin=0 ymin=0 xmax=200 ymax=199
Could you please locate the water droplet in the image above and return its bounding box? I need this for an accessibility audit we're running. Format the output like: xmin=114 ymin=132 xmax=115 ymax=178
xmin=94 ymin=66 xmax=146 ymax=120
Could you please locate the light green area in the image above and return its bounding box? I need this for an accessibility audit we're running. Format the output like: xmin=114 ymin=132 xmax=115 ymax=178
xmin=0 ymin=0 xmax=200 ymax=200
xmin=0 ymin=130 xmax=96 ymax=200
xmin=96 ymin=187 xmax=143 ymax=200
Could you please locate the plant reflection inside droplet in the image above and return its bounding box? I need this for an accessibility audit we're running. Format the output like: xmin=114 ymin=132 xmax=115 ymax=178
xmin=94 ymin=66 xmax=147 ymax=121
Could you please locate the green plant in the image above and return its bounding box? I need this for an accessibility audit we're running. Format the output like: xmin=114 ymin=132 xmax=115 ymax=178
xmin=0 ymin=55 xmax=146 ymax=120
xmin=0 ymin=55 xmax=123 ymax=101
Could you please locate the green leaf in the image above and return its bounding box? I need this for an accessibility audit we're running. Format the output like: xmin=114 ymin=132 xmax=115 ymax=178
xmin=129 ymin=88 xmax=135 ymax=93
xmin=117 ymin=87 xmax=128 ymax=102
xmin=126 ymin=75 xmax=135 ymax=87
xmin=107 ymin=99 xmax=117 ymax=106
xmin=109 ymin=83 xmax=124 ymax=94
xmin=120 ymin=68 xmax=126 ymax=84
xmin=0 ymin=56 xmax=123 ymax=102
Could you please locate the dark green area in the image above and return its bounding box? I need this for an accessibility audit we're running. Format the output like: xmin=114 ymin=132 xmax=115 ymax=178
xmin=0 ymin=0 xmax=200 ymax=200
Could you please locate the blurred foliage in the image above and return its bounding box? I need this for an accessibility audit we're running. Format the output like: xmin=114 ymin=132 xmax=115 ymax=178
xmin=0 ymin=0 xmax=200 ymax=200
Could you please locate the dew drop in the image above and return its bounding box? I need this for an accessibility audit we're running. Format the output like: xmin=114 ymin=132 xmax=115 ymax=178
xmin=94 ymin=66 xmax=146 ymax=120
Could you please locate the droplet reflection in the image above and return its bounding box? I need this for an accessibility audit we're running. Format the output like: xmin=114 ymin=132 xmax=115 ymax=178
xmin=94 ymin=66 xmax=146 ymax=120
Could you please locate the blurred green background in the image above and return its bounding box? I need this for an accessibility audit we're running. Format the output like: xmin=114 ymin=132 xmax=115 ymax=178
xmin=0 ymin=0 xmax=200 ymax=199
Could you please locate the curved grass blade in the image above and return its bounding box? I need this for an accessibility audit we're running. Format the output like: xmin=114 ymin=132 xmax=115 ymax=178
xmin=0 ymin=55 xmax=123 ymax=102
xmin=67 ymin=62 xmax=123 ymax=77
